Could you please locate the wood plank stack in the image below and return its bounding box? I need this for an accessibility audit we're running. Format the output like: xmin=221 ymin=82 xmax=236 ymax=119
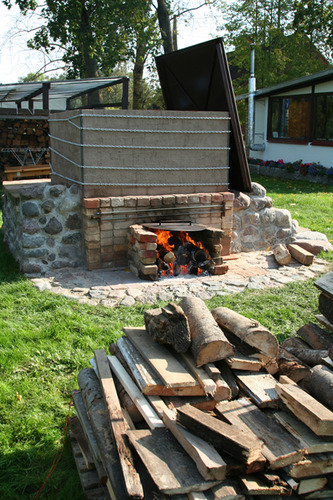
xmin=71 ymin=280 xmax=333 ymax=499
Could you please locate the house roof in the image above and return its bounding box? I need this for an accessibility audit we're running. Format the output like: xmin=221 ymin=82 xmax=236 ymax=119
xmin=0 ymin=76 xmax=129 ymax=112
xmin=237 ymin=67 xmax=333 ymax=100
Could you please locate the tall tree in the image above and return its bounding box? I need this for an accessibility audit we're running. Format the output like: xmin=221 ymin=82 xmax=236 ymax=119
xmin=220 ymin=0 xmax=331 ymax=94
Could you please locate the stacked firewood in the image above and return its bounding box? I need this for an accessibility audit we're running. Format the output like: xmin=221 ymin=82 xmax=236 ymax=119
xmin=70 ymin=274 xmax=333 ymax=499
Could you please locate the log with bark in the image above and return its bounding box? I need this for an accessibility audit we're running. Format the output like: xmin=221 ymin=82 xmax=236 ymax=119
xmin=211 ymin=307 xmax=279 ymax=358
xmin=296 ymin=322 xmax=333 ymax=350
xmin=277 ymin=348 xmax=310 ymax=382
xmin=285 ymin=347 xmax=329 ymax=367
xmin=301 ymin=364 xmax=333 ymax=411
xmin=179 ymin=297 xmax=234 ymax=367
xmin=144 ymin=302 xmax=191 ymax=353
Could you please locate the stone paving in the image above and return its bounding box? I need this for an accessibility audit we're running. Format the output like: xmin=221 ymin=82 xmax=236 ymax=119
xmin=30 ymin=250 xmax=330 ymax=307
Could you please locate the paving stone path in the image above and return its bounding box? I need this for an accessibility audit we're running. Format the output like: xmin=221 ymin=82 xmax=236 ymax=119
xmin=30 ymin=251 xmax=330 ymax=307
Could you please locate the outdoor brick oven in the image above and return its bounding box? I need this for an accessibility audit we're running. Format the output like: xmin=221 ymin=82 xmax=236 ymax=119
xmin=49 ymin=109 xmax=233 ymax=278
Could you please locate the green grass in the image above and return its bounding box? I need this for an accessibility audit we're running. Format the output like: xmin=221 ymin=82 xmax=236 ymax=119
xmin=0 ymin=175 xmax=332 ymax=499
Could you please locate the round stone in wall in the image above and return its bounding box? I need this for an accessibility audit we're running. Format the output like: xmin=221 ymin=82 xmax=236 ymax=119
xmin=45 ymin=217 xmax=63 ymax=235
xmin=22 ymin=201 xmax=40 ymax=218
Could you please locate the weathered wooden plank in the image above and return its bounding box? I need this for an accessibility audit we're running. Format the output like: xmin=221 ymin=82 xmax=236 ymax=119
xmin=276 ymin=380 xmax=333 ymax=436
xmin=180 ymin=351 xmax=217 ymax=396
xmin=298 ymin=476 xmax=328 ymax=495
xmin=126 ymin=428 xmax=220 ymax=495
xmin=216 ymin=398 xmax=306 ymax=470
xmin=107 ymin=355 xmax=164 ymax=429
xmin=77 ymin=368 xmax=127 ymax=500
xmin=163 ymin=408 xmax=227 ymax=481
xmin=288 ymin=243 xmax=314 ymax=265
xmin=316 ymin=314 xmax=333 ymax=334
xmin=273 ymin=410 xmax=333 ymax=454
xmin=225 ymin=352 xmax=262 ymax=371
xmin=176 ymin=403 xmax=263 ymax=465
xmin=234 ymin=371 xmax=280 ymax=408
xmin=69 ymin=416 xmax=95 ymax=470
xmin=301 ymin=364 xmax=333 ymax=411
xmin=314 ymin=272 xmax=333 ymax=298
xmin=288 ymin=453 xmax=333 ymax=479
xmin=94 ymin=349 xmax=144 ymax=499
xmin=116 ymin=336 xmax=205 ymax=396
xmin=239 ymin=475 xmax=290 ymax=495
xmin=123 ymin=327 xmax=198 ymax=388
xmin=211 ymin=480 xmax=245 ymax=499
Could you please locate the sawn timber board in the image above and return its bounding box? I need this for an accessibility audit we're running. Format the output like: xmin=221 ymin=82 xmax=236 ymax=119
xmin=123 ymin=327 xmax=198 ymax=388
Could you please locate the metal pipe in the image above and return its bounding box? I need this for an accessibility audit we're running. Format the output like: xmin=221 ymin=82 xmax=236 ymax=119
xmin=248 ymin=44 xmax=265 ymax=152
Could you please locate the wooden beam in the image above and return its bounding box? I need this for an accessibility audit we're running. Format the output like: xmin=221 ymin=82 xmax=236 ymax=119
xmin=234 ymin=371 xmax=279 ymax=408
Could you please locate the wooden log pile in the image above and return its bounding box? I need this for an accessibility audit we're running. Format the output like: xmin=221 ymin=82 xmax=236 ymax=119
xmin=70 ymin=274 xmax=333 ymax=499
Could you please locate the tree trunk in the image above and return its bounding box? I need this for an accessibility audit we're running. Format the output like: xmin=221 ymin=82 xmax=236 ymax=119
xmin=133 ymin=38 xmax=146 ymax=110
xmin=285 ymin=348 xmax=329 ymax=367
xmin=157 ymin=0 xmax=174 ymax=53
xmin=301 ymin=365 xmax=333 ymax=411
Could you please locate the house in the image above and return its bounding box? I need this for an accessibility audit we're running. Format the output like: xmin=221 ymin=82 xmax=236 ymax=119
xmin=244 ymin=68 xmax=333 ymax=166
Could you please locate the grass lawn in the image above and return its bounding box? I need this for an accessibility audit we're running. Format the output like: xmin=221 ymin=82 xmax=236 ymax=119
xmin=0 ymin=175 xmax=332 ymax=499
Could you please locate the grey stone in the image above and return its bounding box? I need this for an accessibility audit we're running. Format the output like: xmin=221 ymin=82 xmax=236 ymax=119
xmin=22 ymin=219 xmax=40 ymax=235
xmin=89 ymin=289 xmax=108 ymax=299
xmin=100 ymin=299 xmax=118 ymax=308
xmin=251 ymin=182 xmax=266 ymax=197
xmin=232 ymin=191 xmax=251 ymax=211
xmin=275 ymin=209 xmax=292 ymax=228
xmin=265 ymin=196 xmax=273 ymax=208
xmin=233 ymin=214 xmax=242 ymax=230
xmin=21 ymin=184 xmax=46 ymax=200
xmin=52 ymin=260 xmax=75 ymax=269
xmin=157 ymin=290 xmax=174 ymax=302
xmin=47 ymin=237 xmax=55 ymax=248
xmin=127 ymin=288 xmax=144 ymax=298
xmin=294 ymin=230 xmax=328 ymax=242
xmin=22 ymin=234 xmax=45 ymax=249
xmin=244 ymin=212 xmax=261 ymax=226
xmin=45 ymin=217 xmax=63 ymax=235
xmin=108 ymin=289 xmax=126 ymax=299
xmin=65 ymin=214 xmax=82 ymax=230
xmin=23 ymin=248 xmax=49 ymax=258
xmin=62 ymin=232 xmax=82 ymax=244
xmin=58 ymin=197 xmax=80 ymax=213
xmin=41 ymin=199 xmax=55 ymax=214
xmin=69 ymin=184 xmax=79 ymax=195
xmin=39 ymin=216 xmax=47 ymax=225
xmin=31 ymin=279 xmax=52 ymax=291
xmin=261 ymin=208 xmax=276 ymax=225
xmin=120 ymin=296 xmax=136 ymax=306
xmin=137 ymin=291 xmax=157 ymax=304
xmin=22 ymin=262 xmax=42 ymax=274
xmin=48 ymin=253 xmax=56 ymax=261
xmin=251 ymin=197 xmax=267 ymax=211
xmin=22 ymin=201 xmax=40 ymax=218
xmin=247 ymin=281 xmax=265 ymax=290
xmin=49 ymin=185 xmax=66 ymax=198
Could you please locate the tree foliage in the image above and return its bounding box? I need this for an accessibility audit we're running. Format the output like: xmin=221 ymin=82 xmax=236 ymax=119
xmin=220 ymin=0 xmax=332 ymax=95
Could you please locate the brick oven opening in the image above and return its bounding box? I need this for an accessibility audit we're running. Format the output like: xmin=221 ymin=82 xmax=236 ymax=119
xmin=128 ymin=221 xmax=229 ymax=281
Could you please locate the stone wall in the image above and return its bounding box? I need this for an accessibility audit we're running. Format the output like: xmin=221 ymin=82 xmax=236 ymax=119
xmin=231 ymin=182 xmax=296 ymax=252
xmin=2 ymin=180 xmax=84 ymax=275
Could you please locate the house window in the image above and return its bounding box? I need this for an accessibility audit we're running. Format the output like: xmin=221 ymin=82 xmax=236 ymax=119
xmin=269 ymin=96 xmax=311 ymax=141
xmin=314 ymin=94 xmax=333 ymax=141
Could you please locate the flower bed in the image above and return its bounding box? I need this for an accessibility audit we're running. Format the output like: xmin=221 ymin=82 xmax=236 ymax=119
xmin=249 ymin=158 xmax=333 ymax=185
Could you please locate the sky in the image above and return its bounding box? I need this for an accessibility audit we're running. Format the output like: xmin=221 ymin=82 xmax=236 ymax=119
xmin=0 ymin=2 xmax=225 ymax=85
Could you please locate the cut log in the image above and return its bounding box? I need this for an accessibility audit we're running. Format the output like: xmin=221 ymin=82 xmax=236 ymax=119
xmin=126 ymin=428 xmax=220 ymax=495
xmin=277 ymin=348 xmax=310 ymax=382
xmin=233 ymin=371 xmax=280 ymax=408
xmin=77 ymin=368 xmax=127 ymax=499
xmin=276 ymin=379 xmax=333 ymax=436
xmin=176 ymin=404 xmax=264 ymax=465
xmin=216 ymin=398 xmax=306 ymax=470
xmin=123 ymin=327 xmax=198 ymax=388
xmin=116 ymin=336 xmax=204 ymax=396
xmin=301 ymin=364 xmax=333 ymax=411
xmin=144 ymin=302 xmax=191 ymax=353
xmin=273 ymin=410 xmax=333 ymax=454
xmin=179 ymin=297 xmax=234 ymax=367
xmin=314 ymin=272 xmax=333 ymax=298
xmin=281 ymin=336 xmax=311 ymax=350
xmin=273 ymin=243 xmax=291 ymax=266
xmin=107 ymin=355 xmax=164 ymax=429
xmin=297 ymin=322 xmax=333 ymax=350
xmin=203 ymin=362 xmax=221 ymax=382
xmin=319 ymin=292 xmax=333 ymax=324
xmin=288 ymin=243 xmax=314 ymax=265
xmin=211 ymin=307 xmax=279 ymax=358
xmin=316 ymin=314 xmax=333 ymax=333
xmin=162 ymin=408 xmax=227 ymax=481
xmin=285 ymin=347 xmax=329 ymax=366
xmin=94 ymin=349 xmax=144 ymax=499
xmin=288 ymin=453 xmax=333 ymax=479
